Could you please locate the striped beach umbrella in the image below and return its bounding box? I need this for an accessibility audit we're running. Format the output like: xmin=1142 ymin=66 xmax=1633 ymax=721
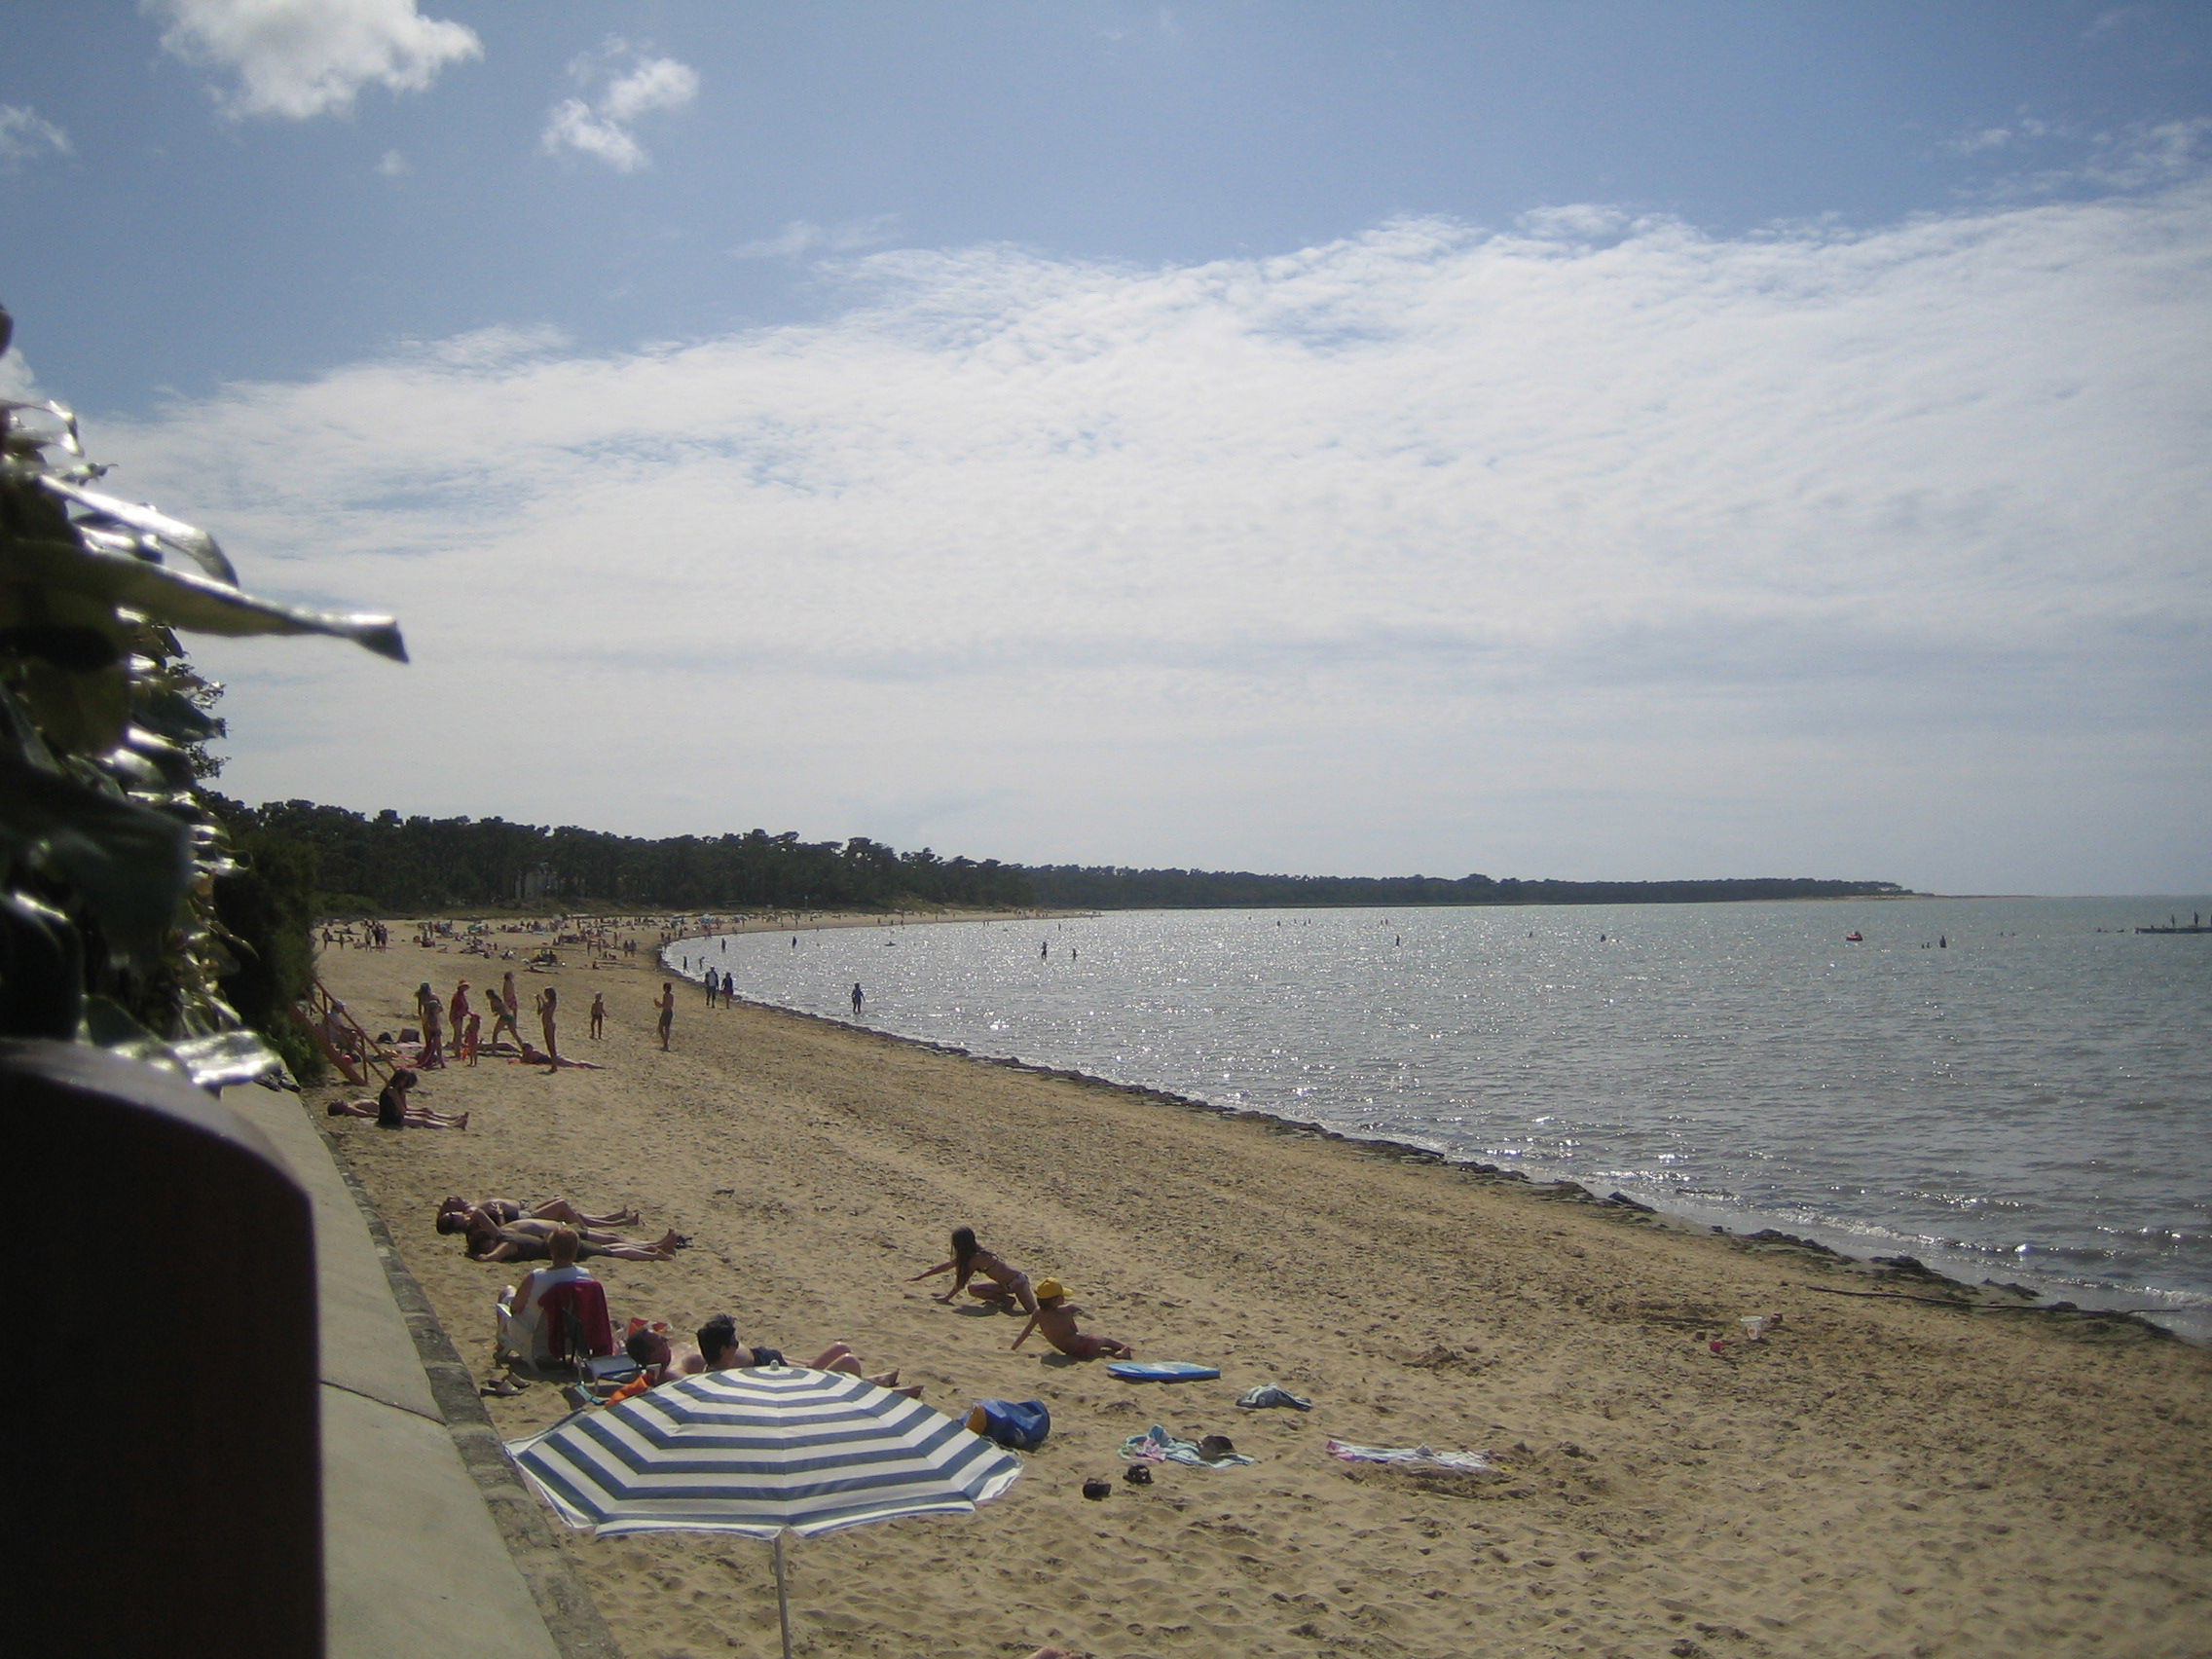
xmin=509 ymin=1367 xmax=1021 ymax=1655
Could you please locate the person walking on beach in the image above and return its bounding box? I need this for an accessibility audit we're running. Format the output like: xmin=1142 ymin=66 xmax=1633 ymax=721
xmin=655 ymin=981 xmax=676 ymax=1050
xmin=588 ymin=991 xmax=606 ymax=1039
xmin=721 ymin=970 xmax=734 ymax=1006
xmin=907 ymin=1226 xmax=1040 ymax=1315
xmin=851 ymin=982 xmax=864 ymax=1016
xmin=486 ymin=986 xmax=521 ymax=1051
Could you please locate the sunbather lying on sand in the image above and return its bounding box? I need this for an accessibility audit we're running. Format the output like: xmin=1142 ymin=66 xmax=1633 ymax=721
xmin=694 ymin=1315 xmax=920 ymax=1396
xmin=505 ymin=1043 xmax=602 ymax=1068
xmin=325 ymin=1069 xmax=466 ymax=1129
xmin=1012 ymin=1278 xmax=1133 ymax=1360
xmin=907 ymin=1225 xmax=1040 ymax=1314
xmin=436 ymin=1195 xmax=642 ymax=1232
xmin=460 ymin=1209 xmax=681 ymax=1263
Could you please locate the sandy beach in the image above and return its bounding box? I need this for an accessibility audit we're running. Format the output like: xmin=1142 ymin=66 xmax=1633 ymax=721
xmin=310 ymin=927 xmax=2212 ymax=1659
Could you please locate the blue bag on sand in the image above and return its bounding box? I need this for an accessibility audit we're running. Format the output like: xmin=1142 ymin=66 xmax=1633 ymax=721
xmin=967 ymin=1398 xmax=1051 ymax=1451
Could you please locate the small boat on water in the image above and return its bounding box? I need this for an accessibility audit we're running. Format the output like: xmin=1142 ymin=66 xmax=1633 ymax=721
xmin=2137 ymin=911 xmax=2210 ymax=935
xmin=1843 ymin=931 xmax=1863 ymax=942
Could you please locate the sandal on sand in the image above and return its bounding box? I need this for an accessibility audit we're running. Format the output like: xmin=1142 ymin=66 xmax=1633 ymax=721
xmin=481 ymin=1377 xmax=524 ymax=1398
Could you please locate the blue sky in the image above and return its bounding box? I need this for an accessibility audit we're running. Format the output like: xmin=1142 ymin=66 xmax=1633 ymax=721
xmin=5 ymin=2 xmax=2209 ymax=893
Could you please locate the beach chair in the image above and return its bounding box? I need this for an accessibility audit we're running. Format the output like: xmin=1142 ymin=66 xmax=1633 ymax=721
xmin=539 ymin=1277 xmax=616 ymax=1366
xmin=496 ymin=1276 xmax=634 ymax=1386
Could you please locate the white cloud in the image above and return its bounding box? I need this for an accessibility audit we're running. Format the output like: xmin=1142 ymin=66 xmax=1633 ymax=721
xmin=145 ymin=0 xmax=480 ymax=121
xmin=1945 ymin=115 xmax=2211 ymax=198
xmin=1943 ymin=117 xmax=2053 ymax=156
xmin=0 ymin=104 xmax=72 ymax=170
xmin=375 ymin=147 xmax=407 ymax=176
xmin=0 ymin=345 xmax=40 ymax=401
xmin=731 ymin=215 xmax=903 ymax=260
xmin=540 ymin=40 xmax=698 ymax=172
xmin=90 ymin=180 xmax=2212 ymax=892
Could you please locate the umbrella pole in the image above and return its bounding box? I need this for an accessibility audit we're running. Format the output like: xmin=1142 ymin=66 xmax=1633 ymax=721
xmin=773 ymin=1530 xmax=793 ymax=1659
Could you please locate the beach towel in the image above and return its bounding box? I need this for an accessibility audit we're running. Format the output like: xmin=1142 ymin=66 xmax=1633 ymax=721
xmin=1235 ymin=1384 xmax=1311 ymax=1410
xmin=1121 ymin=1424 xmax=1255 ymax=1468
xmin=1325 ymin=1439 xmax=1497 ymax=1473
xmin=1106 ymin=1360 xmax=1221 ymax=1382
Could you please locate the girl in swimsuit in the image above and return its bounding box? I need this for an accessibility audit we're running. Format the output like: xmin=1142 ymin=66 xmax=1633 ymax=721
xmin=1011 ymin=1278 xmax=1132 ymax=1360
xmin=907 ymin=1226 xmax=1040 ymax=1315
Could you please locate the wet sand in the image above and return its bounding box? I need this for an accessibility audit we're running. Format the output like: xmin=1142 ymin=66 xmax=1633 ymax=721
xmin=311 ymin=928 xmax=2212 ymax=1658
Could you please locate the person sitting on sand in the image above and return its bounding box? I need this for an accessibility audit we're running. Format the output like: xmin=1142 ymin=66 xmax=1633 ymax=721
xmin=497 ymin=1224 xmax=595 ymax=1365
xmin=1012 ymin=1278 xmax=1132 ymax=1360
xmin=609 ymin=1324 xmax=707 ymax=1395
xmin=460 ymin=1209 xmax=681 ymax=1263
xmin=693 ymin=1315 xmax=919 ymax=1395
xmin=436 ymin=1195 xmax=641 ymax=1232
xmin=907 ymin=1225 xmax=1040 ymax=1315
xmin=325 ymin=1069 xmax=467 ymax=1129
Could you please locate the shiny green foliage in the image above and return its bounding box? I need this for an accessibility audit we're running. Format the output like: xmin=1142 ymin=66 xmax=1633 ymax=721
xmin=0 ymin=306 xmax=403 ymax=1084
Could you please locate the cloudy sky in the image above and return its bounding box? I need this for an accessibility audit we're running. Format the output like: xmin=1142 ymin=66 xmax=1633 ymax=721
xmin=5 ymin=2 xmax=2209 ymax=895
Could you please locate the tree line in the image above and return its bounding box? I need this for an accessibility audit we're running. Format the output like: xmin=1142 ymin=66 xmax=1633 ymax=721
xmin=212 ymin=796 xmax=1906 ymax=917
xmin=209 ymin=797 xmax=1037 ymax=914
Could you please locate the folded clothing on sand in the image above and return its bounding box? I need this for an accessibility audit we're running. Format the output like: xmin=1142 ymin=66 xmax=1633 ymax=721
xmin=1236 ymin=1384 xmax=1311 ymax=1410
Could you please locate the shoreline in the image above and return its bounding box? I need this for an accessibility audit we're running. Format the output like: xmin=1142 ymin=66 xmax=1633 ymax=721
xmin=663 ymin=923 xmax=2206 ymax=1346
xmin=311 ymin=933 xmax=2212 ymax=1658
xmin=688 ymin=986 xmax=2200 ymax=1346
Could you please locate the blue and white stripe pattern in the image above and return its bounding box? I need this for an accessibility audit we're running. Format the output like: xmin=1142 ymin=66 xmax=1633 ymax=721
xmin=509 ymin=1367 xmax=1022 ymax=1539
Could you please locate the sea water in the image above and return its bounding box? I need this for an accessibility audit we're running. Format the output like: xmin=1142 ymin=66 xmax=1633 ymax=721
xmin=675 ymin=900 xmax=2212 ymax=1339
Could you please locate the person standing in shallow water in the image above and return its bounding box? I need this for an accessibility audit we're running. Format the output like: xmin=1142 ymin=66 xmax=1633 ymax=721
xmin=851 ymin=982 xmax=865 ymax=1016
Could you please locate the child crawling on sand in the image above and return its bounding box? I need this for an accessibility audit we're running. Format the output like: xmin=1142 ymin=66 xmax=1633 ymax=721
xmin=1011 ymin=1277 xmax=1133 ymax=1360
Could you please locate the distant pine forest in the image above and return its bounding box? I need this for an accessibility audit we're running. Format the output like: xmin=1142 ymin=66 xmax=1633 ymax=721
xmin=216 ymin=796 xmax=1909 ymax=916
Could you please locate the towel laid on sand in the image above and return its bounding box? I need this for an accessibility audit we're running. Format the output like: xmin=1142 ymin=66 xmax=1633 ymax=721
xmin=1122 ymin=1425 xmax=1255 ymax=1468
xmin=1326 ymin=1439 xmax=1497 ymax=1472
